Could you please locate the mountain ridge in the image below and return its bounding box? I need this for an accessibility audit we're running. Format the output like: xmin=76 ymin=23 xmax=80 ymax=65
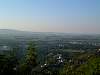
xmin=0 ymin=29 xmax=100 ymax=35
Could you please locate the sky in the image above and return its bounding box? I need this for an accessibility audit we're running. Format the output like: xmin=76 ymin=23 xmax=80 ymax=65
xmin=0 ymin=0 xmax=99 ymax=33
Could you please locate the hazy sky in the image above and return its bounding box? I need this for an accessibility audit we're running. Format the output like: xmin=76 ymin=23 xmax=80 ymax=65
xmin=0 ymin=0 xmax=99 ymax=33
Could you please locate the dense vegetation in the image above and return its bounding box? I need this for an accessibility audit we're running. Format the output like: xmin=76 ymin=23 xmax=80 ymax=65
xmin=0 ymin=42 xmax=100 ymax=75
xmin=0 ymin=30 xmax=100 ymax=75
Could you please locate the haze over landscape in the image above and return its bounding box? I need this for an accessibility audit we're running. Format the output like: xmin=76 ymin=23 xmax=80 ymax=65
xmin=0 ymin=0 xmax=100 ymax=75
xmin=0 ymin=0 xmax=99 ymax=33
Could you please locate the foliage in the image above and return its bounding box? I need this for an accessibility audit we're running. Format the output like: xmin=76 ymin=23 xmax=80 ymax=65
xmin=0 ymin=51 xmax=18 ymax=75
xmin=25 ymin=42 xmax=37 ymax=67
xmin=60 ymin=54 xmax=100 ymax=75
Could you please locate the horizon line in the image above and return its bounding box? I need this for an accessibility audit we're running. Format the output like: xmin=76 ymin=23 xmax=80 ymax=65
xmin=0 ymin=28 xmax=100 ymax=35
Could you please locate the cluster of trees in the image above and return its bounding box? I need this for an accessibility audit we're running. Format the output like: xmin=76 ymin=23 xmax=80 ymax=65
xmin=60 ymin=53 xmax=100 ymax=75
xmin=0 ymin=42 xmax=37 ymax=75
xmin=0 ymin=42 xmax=100 ymax=75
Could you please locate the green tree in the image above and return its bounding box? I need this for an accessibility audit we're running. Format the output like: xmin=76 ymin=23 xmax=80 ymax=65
xmin=16 ymin=42 xmax=38 ymax=75
xmin=26 ymin=42 xmax=37 ymax=67
xmin=0 ymin=49 xmax=18 ymax=75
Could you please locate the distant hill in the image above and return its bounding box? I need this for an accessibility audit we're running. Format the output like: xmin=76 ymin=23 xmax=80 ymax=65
xmin=0 ymin=29 xmax=61 ymax=35
xmin=0 ymin=29 xmax=100 ymax=39
xmin=0 ymin=29 xmax=31 ymax=34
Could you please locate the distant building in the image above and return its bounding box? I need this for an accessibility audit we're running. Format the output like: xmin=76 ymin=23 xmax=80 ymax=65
xmin=96 ymin=49 xmax=100 ymax=55
xmin=0 ymin=45 xmax=11 ymax=51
